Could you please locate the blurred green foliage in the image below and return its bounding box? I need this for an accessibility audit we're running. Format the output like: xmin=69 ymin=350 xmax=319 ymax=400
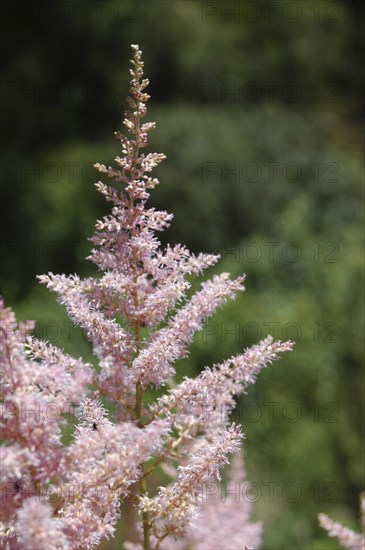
xmin=1 ymin=1 xmax=363 ymax=548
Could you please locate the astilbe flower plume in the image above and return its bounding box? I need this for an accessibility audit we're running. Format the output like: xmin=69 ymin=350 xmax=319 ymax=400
xmin=319 ymin=493 xmax=365 ymax=550
xmin=0 ymin=45 xmax=293 ymax=550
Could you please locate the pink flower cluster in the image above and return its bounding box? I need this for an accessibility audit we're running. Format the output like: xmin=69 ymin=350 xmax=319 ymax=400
xmin=318 ymin=494 xmax=365 ymax=550
xmin=0 ymin=45 xmax=295 ymax=550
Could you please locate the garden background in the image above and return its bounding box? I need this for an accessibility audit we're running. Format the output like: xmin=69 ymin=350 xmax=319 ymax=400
xmin=0 ymin=1 xmax=363 ymax=548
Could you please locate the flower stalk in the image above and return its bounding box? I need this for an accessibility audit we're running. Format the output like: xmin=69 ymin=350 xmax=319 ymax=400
xmin=0 ymin=44 xmax=294 ymax=550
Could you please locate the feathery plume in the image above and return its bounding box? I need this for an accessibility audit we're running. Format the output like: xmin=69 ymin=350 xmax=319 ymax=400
xmin=1 ymin=44 xmax=294 ymax=550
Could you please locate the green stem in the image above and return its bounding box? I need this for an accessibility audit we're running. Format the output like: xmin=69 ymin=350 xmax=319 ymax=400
xmin=131 ymin=199 xmax=150 ymax=550
xmin=135 ymin=380 xmax=151 ymax=550
xmin=129 ymin=82 xmax=150 ymax=550
xmin=140 ymin=465 xmax=151 ymax=550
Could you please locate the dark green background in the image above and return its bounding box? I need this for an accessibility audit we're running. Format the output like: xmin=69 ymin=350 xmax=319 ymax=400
xmin=0 ymin=1 xmax=363 ymax=548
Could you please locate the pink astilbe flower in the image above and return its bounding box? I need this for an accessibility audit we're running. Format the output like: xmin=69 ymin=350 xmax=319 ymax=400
xmin=131 ymin=273 xmax=246 ymax=386
xmin=1 ymin=44 xmax=294 ymax=550
xmin=185 ymin=452 xmax=262 ymax=550
xmin=0 ymin=299 xmax=92 ymax=511
xmin=319 ymin=493 xmax=365 ymax=550
xmin=15 ymin=498 xmax=70 ymax=550
xmin=53 ymin=400 xmax=170 ymax=549
xmin=152 ymin=336 xmax=294 ymax=436
xmin=125 ymin=452 xmax=262 ymax=550
xmin=139 ymin=425 xmax=242 ymax=541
